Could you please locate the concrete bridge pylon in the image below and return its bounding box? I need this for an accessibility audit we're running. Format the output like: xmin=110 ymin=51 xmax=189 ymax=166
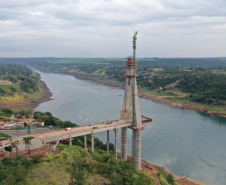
xmin=121 ymin=31 xmax=143 ymax=169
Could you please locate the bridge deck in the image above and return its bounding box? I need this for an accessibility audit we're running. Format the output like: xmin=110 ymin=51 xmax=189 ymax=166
xmin=38 ymin=119 xmax=132 ymax=142
xmin=1 ymin=116 xmax=152 ymax=149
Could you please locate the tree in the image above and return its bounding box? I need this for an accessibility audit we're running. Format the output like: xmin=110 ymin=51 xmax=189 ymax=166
xmin=23 ymin=136 xmax=34 ymax=157
xmin=166 ymin=173 xmax=175 ymax=184
xmin=10 ymin=140 xmax=19 ymax=157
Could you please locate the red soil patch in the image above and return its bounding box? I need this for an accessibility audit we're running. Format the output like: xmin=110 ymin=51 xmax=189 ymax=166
xmin=0 ymin=147 xmax=60 ymax=161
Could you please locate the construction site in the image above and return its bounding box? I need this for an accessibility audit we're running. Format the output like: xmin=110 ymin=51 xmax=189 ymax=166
xmin=0 ymin=31 xmax=152 ymax=168
xmin=0 ymin=33 xmax=207 ymax=185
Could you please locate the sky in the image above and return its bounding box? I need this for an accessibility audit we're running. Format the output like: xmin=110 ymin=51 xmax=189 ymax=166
xmin=0 ymin=0 xmax=226 ymax=58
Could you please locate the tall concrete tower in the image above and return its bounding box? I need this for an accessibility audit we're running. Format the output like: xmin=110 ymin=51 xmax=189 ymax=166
xmin=121 ymin=31 xmax=142 ymax=169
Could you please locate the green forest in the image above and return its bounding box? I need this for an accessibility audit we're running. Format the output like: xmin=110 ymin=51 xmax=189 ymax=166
xmin=0 ymin=64 xmax=40 ymax=95
xmin=0 ymin=64 xmax=47 ymax=107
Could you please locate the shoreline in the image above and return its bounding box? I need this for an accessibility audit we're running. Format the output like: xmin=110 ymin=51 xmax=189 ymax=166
xmin=73 ymin=72 xmax=226 ymax=118
xmin=0 ymin=73 xmax=53 ymax=109
xmin=118 ymin=155 xmax=205 ymax=185
xmin=36 ymin=67 xmax=226 ymax=118
xmin=142 ymin=160 xmax=205 ymax=185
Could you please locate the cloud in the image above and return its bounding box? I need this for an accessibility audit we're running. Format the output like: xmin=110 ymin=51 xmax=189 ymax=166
xmin=0 ymin=0 xmax=226 ymax=57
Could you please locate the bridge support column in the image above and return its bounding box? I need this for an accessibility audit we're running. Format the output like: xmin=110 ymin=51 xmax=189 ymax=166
xmin=107 ymin=130 xmax=109 ymax=155
xmin=114 ymin=128 xmax=118 ymax=158
xmin=121 ymin=127 xmax=127 ymax=160
xmin=84 ymin=135 xmax=87 ymax=149
xmin=43 ymin=140 xmax=46 ymax=146
xmin=69 ymin=134 xmax=72 ymax=146
xmin=132 ymin=129 xmax=142 ymax=170
xmin=91 ymin=133 xmax=95 ymax=153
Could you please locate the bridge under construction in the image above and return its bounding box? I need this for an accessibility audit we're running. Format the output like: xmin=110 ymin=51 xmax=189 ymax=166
xmin=1 ymin=32 xmax=152 ymax=170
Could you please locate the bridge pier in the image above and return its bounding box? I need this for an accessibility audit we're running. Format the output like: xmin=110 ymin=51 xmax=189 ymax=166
xmin=91 ymin=133 xmax=95 ymax=153
xmin=43 ymin=140 xmax=46 ymax=146
xmin=132 ymin=129 xmax=142 ymax=170
xmin=121 ymin=127 xmax=127 ymax=160
xmin=114 ymin=128 xmax=118 ymax=158
xmin=107 ymin=130 xmax=109 ymax=155
xmin=84 ymin=135 xmax=87 ymax=149
xmin=69 ymin=134 xmax=72 ymax=146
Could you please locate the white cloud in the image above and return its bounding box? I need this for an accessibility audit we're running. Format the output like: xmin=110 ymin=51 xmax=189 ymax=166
xmin=0 ymin=0 xmax=226 ymax=57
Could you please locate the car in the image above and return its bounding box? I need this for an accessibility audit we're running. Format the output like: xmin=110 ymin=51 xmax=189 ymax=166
xmin=65 ymin=127 xmax=71 ymax=131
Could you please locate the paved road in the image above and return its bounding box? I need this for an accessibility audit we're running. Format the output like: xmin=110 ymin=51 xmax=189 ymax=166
xmin=1 ymin=128 xmax=52 ymax=137
xmin=1 ymin=117 xmax=151 ymax=151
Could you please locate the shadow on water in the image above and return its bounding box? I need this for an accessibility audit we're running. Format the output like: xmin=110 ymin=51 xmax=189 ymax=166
xmin=198 ymin=112 xmax=226 ymax=126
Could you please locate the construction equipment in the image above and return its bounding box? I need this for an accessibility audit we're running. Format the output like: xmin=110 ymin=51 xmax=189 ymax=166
xmin=0 ymin=116 xmax=44 ymax=134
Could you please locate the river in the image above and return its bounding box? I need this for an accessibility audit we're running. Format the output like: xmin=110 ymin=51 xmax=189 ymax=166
xmin=35 ymin=70 xmax=226 ymax=185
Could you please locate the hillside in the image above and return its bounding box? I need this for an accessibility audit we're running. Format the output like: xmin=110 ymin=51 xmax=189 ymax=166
xmin=0 ymin=143 xmax=157 ymax=185
xmin=0 ymin=64 xmax=52 ymax=108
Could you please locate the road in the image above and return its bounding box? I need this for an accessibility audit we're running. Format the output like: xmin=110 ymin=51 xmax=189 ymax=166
xmin=1 ymin=128 xmax=52 ymax=137
xmin=1 ymin=117 xmax=152 ymax=150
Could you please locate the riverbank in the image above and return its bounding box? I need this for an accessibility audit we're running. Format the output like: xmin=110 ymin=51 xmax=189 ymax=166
xmin=0 ymin=74 xmax=53 ymax=109
xmin=35 ymin=67 xmax=226 ymax=118
xmin=72 ymin=72 xmax=226 ymax=118
xmin=120 ymin=155 xmax=205 ymax=185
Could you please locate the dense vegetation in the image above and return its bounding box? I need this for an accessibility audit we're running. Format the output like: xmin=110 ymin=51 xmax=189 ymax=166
xmin=0 ymin=64 xmax=40 ymax=95
xmin=0 ymin=109 xmax=14 ymax=117
xmin=0 ymin=144 xmax=155 ymax=185
xmin=157 ymin=173 xmax=177 ymax=185
xmin=0 ymin=109 xmax=76 ymax=129
xmin=136 ymin=67 xmax=226 ymax=105
xmin=0 ymin=64 xmax=47 ymax=107
xmin=34 ymin=111 xmax=76 ymax=128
